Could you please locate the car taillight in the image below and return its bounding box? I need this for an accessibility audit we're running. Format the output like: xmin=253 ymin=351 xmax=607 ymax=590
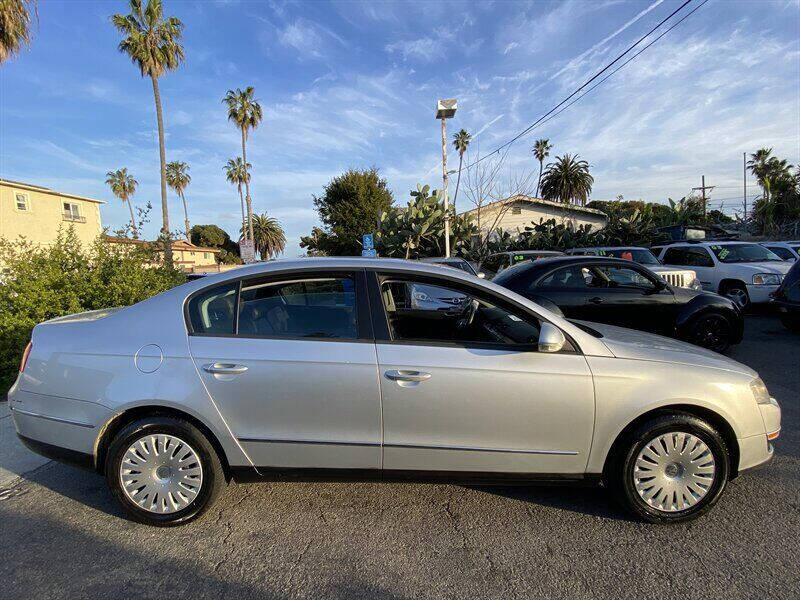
xmin=19 ymin=341 xmax=32 ymax=373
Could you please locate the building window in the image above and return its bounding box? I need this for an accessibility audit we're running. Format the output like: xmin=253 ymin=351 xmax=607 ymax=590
xmin=15 ymin=192 xmax=30 ymax=211
xmin=511 ymin=206 xmax=522 ymax=215
xmin=204 ymin=252 xmax=210 ymax=259
xmin=62 ymin=202 xmax=84 ymax=222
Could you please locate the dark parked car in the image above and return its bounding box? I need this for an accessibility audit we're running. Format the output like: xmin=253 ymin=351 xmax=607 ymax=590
xmin=493 ymin=256 xmax=744 ymax=352
xmin=772 ymin=259 xmax=800 ymax=331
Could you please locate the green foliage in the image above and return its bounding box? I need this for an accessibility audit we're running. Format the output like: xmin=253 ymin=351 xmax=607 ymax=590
xmin=747 ymin=148 xmax=800 ymax=236
xmin=240 ymin=214 xmax=286 ymax=260
xmin=0 ymin=0 xmax=35 ymax=63
xmin=301 ymin=168 xmax=394 ymax=256
xmin=0 ymin=228 xmax=186 ymax=393
xmin=540 ymin=153 xmax=594 ymax=205
xmin=190 ymin=224 xmax=242 ymax=264
xmin=377 ymin=184 xmax=478 ymax=259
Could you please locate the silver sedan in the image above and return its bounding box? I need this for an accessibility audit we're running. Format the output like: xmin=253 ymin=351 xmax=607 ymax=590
xmin=9 ymin=258 xmax=780 ymax=526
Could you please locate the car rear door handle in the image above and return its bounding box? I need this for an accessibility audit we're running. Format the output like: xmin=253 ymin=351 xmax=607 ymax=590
xmin=203 ymin=363 xmax=248 ymax=375
xmin=384 ymin=370 xmax=431 ymax=382
xmin=589 ymin=297 xmax=604 ymax=304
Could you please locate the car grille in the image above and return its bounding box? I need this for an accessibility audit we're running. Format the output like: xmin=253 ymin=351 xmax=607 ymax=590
xmin=659 ymin=272 xmax=687 ymax=288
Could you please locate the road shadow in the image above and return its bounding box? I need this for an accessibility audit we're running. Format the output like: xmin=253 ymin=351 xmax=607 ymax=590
xmin=463 ymin=483 xmax=638 ymax=523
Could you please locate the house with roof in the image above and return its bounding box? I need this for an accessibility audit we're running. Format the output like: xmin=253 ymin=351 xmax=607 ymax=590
xmin=460 ymin=194 xmax=607 ymax=238
xmin=0 ymin=178 xmax=104 ymax=247
xmin=104 ymin=236 xmax=222 ymax=271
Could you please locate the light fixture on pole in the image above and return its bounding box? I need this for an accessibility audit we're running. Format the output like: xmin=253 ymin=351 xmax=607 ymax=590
xmin=436 ymin=99 xmax=457 ymax=257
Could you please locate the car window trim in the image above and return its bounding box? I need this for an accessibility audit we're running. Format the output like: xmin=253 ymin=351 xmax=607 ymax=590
xmin=184 ymin=268 xmax=373 ymax=342
xmin=367 ymin=268 xmax=579 ymax=354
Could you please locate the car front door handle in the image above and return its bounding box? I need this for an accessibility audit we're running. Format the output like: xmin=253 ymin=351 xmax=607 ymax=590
xmin=203 ymin=363 xmax=248 ymax=375
xmin=589 ymin=297 xmax=604 ymax=304
xmin=384 ymin=370 xmax=432 ymax=383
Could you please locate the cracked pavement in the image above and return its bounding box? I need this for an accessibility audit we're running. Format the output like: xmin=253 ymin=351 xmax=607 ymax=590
xmin=1 ymin=315 xmax=798 ymax=599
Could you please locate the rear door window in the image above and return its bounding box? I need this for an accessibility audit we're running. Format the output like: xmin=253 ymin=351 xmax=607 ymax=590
xmin=187 ymin=282 xmax=238 ymax=335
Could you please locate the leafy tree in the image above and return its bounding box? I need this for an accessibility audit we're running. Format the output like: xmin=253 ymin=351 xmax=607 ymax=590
xmin=540 ymin=153 xmax=593 ymax=206
xmin=224 ymin=157 xmax=251 ymax=239
xmin=223 ymin=86 xmax=262 ymax=243
xmin=166 ymin=160 xmax=191 ymax=240
xmin=300 ymin=168 xmax=393 ymax=256
xmin=112 ymin=0 xmax=185 ymax=266
xmin=105 ymin=168 xmax=139 ymax=238
xmin=377 ymin=184 xmax=478 ymax=259
xmin=532 ymin=138 xmax=552 ymax=197
xmin=707 ymin=209 xmax=734 ymax=225
xmin=189 ymin=224 xmax=241 ymax=264
xmin=0 ymin=228 xmax=185 ymax=393
xmin=241 ymin=214 xmax=286 ymax=260
xmin=0 ymin=0 xmax=35 ymax=63
xmin=451 ymin=129 xmax=471 ymax=213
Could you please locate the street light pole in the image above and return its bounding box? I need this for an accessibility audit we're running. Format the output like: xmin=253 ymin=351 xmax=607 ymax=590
xmin=436 ymin=99 xmax=457 ymax=258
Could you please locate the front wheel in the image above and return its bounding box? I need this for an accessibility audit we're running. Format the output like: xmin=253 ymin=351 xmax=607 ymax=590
xmin=106 ymin=416 xmax=227 ymax=526
xmin=780 ymin=312 xmax=800 ymax=332
xmin=608 ymin=413 xmax=730 ymax=524
xmin=685 ymin=312 xmax=734 ymax=352
xmin=721 ymin=284 xmax=749 ymax=309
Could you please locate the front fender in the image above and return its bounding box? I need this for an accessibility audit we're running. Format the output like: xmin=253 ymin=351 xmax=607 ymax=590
xmin=675 ymin=295 xmax=743 ymax=342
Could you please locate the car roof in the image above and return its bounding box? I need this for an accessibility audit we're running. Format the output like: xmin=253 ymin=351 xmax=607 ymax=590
xmin=492 ymin=255 xmax=639 ymax=280
xmin=659 ymin=240 xmax=755 ymax=247
xmin=496 ymin=250 xmax=563 ymax=255
xmin=570 ymin=246 xmax=648 ymax=251
xmin=419 ymin=257 xmax=466 ymax=263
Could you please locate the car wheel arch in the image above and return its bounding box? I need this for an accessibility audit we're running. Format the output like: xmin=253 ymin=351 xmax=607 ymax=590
xmin=94 ymin=405 xmax=232 ymax=480
xmin=718 ymin=278 xmax=748 ymax=295
xmin=601 ymin=404 xmax=740 ymax=482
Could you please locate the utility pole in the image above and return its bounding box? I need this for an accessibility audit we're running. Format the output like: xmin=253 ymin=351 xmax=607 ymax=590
xmin=436 ymin=99 xmax=458 ymax=257
xmin=743 ymin=152 xmax=747 ymax=222
xmin=692 ymin=175 xmax=715 ymax=219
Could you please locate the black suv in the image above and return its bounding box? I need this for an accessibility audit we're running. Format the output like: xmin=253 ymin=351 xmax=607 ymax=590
xmin=772 ymin=259 xmax=800 ymax=331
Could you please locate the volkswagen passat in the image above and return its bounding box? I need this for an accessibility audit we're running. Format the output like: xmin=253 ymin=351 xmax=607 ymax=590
xmin=9 ymin=258 xmax=780 ymax=526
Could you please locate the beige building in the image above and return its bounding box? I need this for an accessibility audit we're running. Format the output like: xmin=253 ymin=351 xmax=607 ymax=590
xmin=105 ymin=236 xmax=221 ymax=272
xmin=462 ymin=195 xmax=607 ymax=238
xmin=0 ymin=178 xmax=104 ymax=247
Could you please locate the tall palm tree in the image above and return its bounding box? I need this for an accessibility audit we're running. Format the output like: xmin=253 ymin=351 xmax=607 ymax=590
xmin=105 ymin=168 xmax=139 ymax=238
xmin=166 ymin=160 xmax=191 ymax=241
xmin=241 ymin=214 xmax=285 ymax=260
xmin=532 ymin=139 xmax=552 ymax=198
xmin=223 ymin=86 xmax=262 ymax=244
xmin=540 ymin=153 xmax=594 ymax=206
xmin=451 ymin=128 xmax=471 ymax=214
xmin=224 ymin=157 xmax=251 ymax=241
xmin=0 ymin=0 xmax=35 ymax=63
xmin=112 ymin=0 xmax=185 ymax=266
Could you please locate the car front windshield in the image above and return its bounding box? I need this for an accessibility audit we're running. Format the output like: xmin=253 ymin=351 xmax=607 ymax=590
xmin=599 ymin=248 xmax=660 ymax=265
xmin=709 ymin=244 xmax=783 ymax=263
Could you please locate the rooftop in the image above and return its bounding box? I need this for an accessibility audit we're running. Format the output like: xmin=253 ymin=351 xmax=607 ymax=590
xmin=460 ymin=194 xmax=607 ymax=218
xmin=1 ymin=178 xmax=106 ymax=205
xmin=104 ymin=236 xmax=220 ymax=253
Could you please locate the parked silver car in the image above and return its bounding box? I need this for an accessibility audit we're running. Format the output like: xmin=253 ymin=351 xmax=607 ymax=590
xmin=9 ymin=258 xmax=780 ymax=526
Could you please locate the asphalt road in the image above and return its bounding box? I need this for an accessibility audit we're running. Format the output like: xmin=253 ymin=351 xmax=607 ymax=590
xmin=1 ymin=314 xmax=798 ymax=600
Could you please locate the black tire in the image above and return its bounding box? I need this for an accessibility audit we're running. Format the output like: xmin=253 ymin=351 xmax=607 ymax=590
xmin=607 ymin=413 xmax=730 ymax=524
xmin=685 ymin=311 xmax=733 ymax=353
xmin=105 ymin=416 xmax=227 ymax=526
xmin=720 ymin=283 xmax=749 ymax=310
xmin=780 ymin=312 xmax=800 ymax=332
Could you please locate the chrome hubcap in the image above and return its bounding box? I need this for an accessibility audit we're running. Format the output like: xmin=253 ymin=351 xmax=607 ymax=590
xmin=119 ymin=434 xmax=203 ymax=514
xmin=725 ymin=288 xmax=748 ymax=308
xmin=633 ymin=432 xmax=716 ymax=513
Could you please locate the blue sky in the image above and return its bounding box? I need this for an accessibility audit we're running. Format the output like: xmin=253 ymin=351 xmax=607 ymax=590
xmin=1 ymin=0 xmax=799 ymax=255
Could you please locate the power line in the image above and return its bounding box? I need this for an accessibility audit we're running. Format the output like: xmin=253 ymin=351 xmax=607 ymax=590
xmin=459 ymin=0 xmax=699 ymax=173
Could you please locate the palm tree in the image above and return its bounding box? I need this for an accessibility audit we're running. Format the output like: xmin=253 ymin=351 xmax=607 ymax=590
xmin=166 ymin=161 xmax=191 ymax=241
xmin=112 ymin=0 xmax=185 ymax=266
xmin=451 ymin=128 xmax=471 ymax=214
xmin=241 ymin=214 xmax=285 ymax=260
xmin=224 ymin=157 xmax=251 ymax=241
xmin=532 ymin=139 xmax=552 ymax=198
xmin=105 ymin=168 xmax=139 ymax=238
xmin=223 ymin=86 xmax=262 ymax=244
xmin=540 ymin=154 xmax=594 ymax=206
xmin=0 ymin=0 xmax=35 ymax=63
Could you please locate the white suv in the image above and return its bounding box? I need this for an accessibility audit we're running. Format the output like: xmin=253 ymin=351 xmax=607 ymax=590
xmin=654 ymin=241 xmax=792 ymax=307
xmin=566 ymin=246 xmax=701 ymax=289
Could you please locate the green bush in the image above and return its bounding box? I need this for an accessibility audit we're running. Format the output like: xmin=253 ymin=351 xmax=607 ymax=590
xmin=0 ymin=228 xmax=186 ymax=394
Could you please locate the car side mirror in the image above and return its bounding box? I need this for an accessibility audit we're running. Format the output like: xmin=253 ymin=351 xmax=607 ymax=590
xmin=477 ymin=272 xmax=486 ymax=279
xmin=538 ymin=322 xmax=566 ymax=353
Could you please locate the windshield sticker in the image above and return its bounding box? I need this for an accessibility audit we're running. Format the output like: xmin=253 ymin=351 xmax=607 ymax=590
xmin=717 ymin=248 xmax=730 ymax=259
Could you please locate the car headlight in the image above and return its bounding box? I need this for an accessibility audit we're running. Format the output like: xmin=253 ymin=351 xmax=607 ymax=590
xmin=688 ymin=277 xmax=703 ymax=291
xmin=752 ymin=273 xmax=782 ymax=285
xmin=750 ymin=377 xmax=771 ymax=404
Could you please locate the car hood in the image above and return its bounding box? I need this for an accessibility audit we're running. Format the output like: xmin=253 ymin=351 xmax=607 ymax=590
xmin=722 ymin=261 xmax=792 ymax=275
xmin=576 ymin=320 xmax=756 ymax=377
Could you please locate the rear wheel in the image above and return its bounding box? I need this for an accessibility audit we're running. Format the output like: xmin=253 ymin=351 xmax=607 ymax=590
xmin=608 ymin=413 xmax=730 ymax=524
xmin=780 ymin=312 xmax=800 ymax=332
xmin=685 ymin=312 xmax=733 ymax=352
xmin=106 ymin=416 xmax=227 ymax=526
